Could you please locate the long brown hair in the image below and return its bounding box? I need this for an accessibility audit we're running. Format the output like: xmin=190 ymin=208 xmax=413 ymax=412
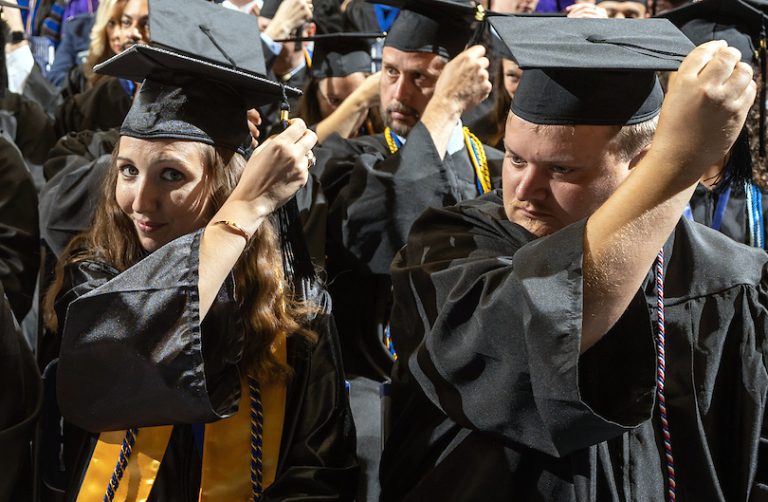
xmin=43 ymin=140 xmax=315 ymax=382
xmin=747 ymin=72 xmax=768 ymax=192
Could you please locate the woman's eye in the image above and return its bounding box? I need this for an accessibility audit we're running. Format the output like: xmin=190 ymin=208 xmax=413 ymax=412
xmin=160 ymin=168 xmax=184 ymax=182
xmin=119 ymin=164 xmax=138 ymax=177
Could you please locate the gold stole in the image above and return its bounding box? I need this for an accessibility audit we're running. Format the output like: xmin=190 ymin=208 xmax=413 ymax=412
xmin=76 ymin=341 xmax=287 ymax=502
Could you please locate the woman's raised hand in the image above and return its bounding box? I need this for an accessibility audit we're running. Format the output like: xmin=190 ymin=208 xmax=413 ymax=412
xmin=228 ymin=119 xmax=317 ymax=229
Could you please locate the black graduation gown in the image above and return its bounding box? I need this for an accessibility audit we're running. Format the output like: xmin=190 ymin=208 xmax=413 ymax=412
xmin=315 ymin=123 xmax=504 ymax=380
xmin=39 ymin=129 xmax=118 ymax=255
xmin=53 ymin=77 xmax=132 ymax=138
xmin=0 ymin=91 xmax=57 ymax=166
xmin=0 ymin=281 xmax=42 ymax=501
xmin=0 ymin=136 xmax=40 ymax=321
xmin=381 ymin=190 xmax=768 ymax=501
xmin=687 ymin=181 xmax=768 ymax=247
xmin=54 ymin=229 xmax=359 ymax=501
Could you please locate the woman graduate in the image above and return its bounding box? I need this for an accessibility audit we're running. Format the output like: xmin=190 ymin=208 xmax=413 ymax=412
xmin=41 ymin=0 xmax=358 ymax=499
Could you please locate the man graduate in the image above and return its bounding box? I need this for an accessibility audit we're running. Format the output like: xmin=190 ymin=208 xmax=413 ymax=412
xmin=315 ymin=0 xmax=503 ymax=381
xmin=381 ymin=17 xmax=767 ymax=501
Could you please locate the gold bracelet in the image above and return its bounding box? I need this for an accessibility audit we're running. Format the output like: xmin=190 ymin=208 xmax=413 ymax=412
xmin=212 ymin=220 xmax=251 ymax=242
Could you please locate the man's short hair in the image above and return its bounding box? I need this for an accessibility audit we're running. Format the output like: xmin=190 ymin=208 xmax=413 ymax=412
xmin=609 ymin=115 xmax=659 ymax=162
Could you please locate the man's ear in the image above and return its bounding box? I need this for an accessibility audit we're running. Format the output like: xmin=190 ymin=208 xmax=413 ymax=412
xmin=628 ymin=145 xmax=651 ymax=169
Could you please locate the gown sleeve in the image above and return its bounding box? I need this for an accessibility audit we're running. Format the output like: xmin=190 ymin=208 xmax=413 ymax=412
xmin=390 ymin=195 xmax=659 ymax=458
xmin=265 ymin=295 xmax=359 ymax=501
xmin=329 ymin=122 xmax=468 ymax=276
xmin=57 ymin=229 xmax=244 ymax=432
xmin=750 ymin=270 xmax=768 ymax=498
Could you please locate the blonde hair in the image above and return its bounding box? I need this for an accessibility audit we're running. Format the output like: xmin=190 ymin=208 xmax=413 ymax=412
xmin=43 ymin=141 xmax=316 ymax=382
xmin=84 ymin=0 xmax=127 ymax=88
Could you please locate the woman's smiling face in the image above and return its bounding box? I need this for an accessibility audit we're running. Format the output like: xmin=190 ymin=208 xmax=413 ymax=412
xmin=115 ymin=136 xmax=214 ymax=252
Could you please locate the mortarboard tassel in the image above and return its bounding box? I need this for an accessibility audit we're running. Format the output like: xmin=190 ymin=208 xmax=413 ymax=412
xmin=0 ymin=19 xmax=8 ymax=97
xmin=721 ymin=128 xmax=753 ymax=188
xmin=275 ymin=85 xmax=317 ymax=302
xmin=467 ymin=5 xmax=488 ymax=47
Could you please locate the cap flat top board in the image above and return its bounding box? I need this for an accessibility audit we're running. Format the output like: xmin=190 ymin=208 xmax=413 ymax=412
xmin=488 ymin=16 xmax=693 ymax=71
xmin=94 ymin=44 xmax=301 ymax=107
xmin=659 ymin=0 xmax=765 ymax=63
xmin=149 ymin=0 xmax=267 ymax=75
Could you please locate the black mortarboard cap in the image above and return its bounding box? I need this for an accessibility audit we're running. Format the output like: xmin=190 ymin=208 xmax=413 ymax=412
xmin=276 ymin=32 xmax=382 ymax=78
xmin=95 ymin=0 xmax=300 ymax=152
xmin=660 ymin=0 xmax=766 ymax=63
xmin=373 ymin=0 xmax=483 ymax=59
xmin=489 ymin=17 xmax=694 ymax=125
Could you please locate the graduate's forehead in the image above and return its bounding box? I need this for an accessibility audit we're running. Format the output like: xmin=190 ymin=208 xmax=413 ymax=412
xmin=380 ymin=46 xmax=446 ymax=74
xmin=504 ymin=113 xmax=619 ymax=163
xmin=117 ymin=136 xmax=205 ymax=164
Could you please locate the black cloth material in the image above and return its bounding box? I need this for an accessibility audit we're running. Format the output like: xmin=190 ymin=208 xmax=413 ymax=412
xmin=687 ymin=181 xmax=768 ymax=245
xmin=150 ymin=0 xmax=268 ymax=76
xmin=39 ymin=129 xmax=118 ymax=256
xmin=0 ymin=281 xmax=42 ymax=501
xmin=489 ymin=16 xmax=693 ymax=125
xmin=383 ymin=1 xmax=477 ymax=59
xmin=0 ymin=137 xmax=40 ymax=321
xmin=121 ymin=78 xmax=252 ymax=153
xmin=513 ymin=68 xmax=664 ymax=126
xmin=53 ymin=77 xmax=132 ymax=138
xmin=55 ymin=229 xmax=359 ymax=500
xmin=0 ymin=91 xmax=57 ymax=165
xmin=381 ymin=190 xmax=768 ymax=501
xmin=313 ymin=123 xmax=503 ymax=379
xmin=94 ymin=0 xmax=301 ymax=151
xmin=660 ymin=0 xmax=767 ymax=64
